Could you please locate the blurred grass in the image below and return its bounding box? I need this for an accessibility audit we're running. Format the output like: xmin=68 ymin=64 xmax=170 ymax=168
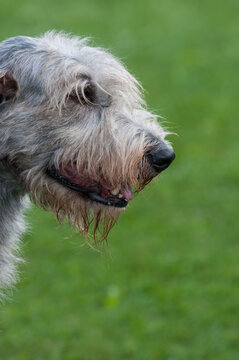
xmin=1 ymin=0 xmax=239 ymax=359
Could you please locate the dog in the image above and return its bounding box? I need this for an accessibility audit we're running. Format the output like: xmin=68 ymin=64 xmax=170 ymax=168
xmin=0 ymin=31 xmax=175 ymax=290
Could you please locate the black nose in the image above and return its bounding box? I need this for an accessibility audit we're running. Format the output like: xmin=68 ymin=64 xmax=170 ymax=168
xmin=147 ymin=146 xmax=175 ymax=173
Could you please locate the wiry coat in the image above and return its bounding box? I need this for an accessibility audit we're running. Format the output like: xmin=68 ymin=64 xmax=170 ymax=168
xmin=0 ymin=32 xmax=173 ymax=292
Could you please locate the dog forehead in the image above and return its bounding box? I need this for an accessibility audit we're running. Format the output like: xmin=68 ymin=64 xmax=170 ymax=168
xmin=0 ymin=32 xmax=144 ymax=110
xmin=37 ymin=32 xmax=116 ymax=73
xmin=37 ymin=32 xmax=138 ymax=87
xmin=34 ymin=33 xmax=143 ymax=108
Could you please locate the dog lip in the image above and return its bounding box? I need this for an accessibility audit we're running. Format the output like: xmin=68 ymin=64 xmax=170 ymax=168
xmin=46 ymin=167 xmax=129 ymax=208
xmin=88 ymin=192 xmax=128 ymax=208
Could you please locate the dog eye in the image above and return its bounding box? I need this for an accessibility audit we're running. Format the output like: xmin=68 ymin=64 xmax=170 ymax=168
xmin=68 ymin=83 xmax=96 ymax=105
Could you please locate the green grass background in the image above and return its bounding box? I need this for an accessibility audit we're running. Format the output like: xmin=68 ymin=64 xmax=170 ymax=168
xmin=0 ymin=0 xmax=239 ymax=359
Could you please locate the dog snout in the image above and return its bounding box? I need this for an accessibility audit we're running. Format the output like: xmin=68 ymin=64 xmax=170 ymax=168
xmin=147 ymin=146 xmax=175 ymax=173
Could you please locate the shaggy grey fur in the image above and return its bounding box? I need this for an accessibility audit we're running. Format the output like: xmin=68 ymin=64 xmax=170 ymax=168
xmin=0 ymin=31 xmax=174 ymax=292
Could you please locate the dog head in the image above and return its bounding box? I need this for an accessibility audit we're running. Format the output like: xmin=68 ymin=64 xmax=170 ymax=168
xmin=0 ymin=32 xmax=175 ymax=241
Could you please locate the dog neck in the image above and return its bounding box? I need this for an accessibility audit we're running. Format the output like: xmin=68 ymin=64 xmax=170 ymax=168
xmin=0 ymin=159 xmax=29 ymax=290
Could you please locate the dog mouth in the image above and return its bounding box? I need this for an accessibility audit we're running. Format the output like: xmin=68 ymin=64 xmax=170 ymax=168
xmin=46 ymin=165 xmax=132 ymax=208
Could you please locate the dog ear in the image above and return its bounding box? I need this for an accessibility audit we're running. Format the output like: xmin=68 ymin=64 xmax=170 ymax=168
xmin=0 ymin=72 xmax=18 ymax=104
